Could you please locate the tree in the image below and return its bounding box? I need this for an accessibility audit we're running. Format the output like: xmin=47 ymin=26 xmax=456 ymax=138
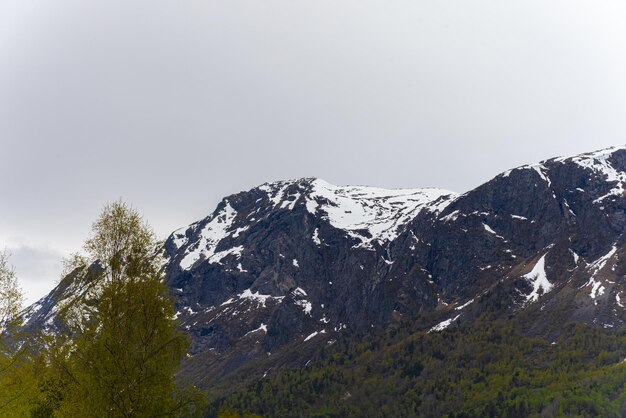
xmin=83 ymin=200 xmax=158 ymax=284
xmin=54 ymin=200 xmax=161 ymax=335
xmin=0 ymin=250 xmax=34 ymax=415
xmin=45 ymin=201 xmax=202 ymax=416
xmin=0 ymin=250 xmax=22 ymax=327
xmin=60 ymin=275 xmax=192 ymax=416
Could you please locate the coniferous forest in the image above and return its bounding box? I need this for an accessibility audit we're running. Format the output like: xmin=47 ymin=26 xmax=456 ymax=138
xmin=217 ymin=321 xmax=626 ymax=417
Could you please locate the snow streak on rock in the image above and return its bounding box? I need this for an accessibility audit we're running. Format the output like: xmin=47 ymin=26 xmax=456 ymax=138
xmin=221 ymin=289 xmax=284 ymax=308
xmin=429 ymin=314 xmax=461 ymax=333
xmin=522 ymin=254 xmax=553 ymax=303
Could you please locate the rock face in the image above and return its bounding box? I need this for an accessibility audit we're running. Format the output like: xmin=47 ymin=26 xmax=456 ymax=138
xmin=416 ymin=147 xmax=626 ymax=336
xmin=22 ymin=146 xmax=626 ymax=390
xmin=163 ymin=178 xmax=457 ymax=357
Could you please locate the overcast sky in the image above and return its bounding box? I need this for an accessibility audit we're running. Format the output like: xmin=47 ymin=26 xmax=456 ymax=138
xmin=2 ymin=1 xmax=626 ymax=304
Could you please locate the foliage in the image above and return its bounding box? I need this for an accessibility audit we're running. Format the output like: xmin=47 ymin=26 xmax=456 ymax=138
xmin=0 ymin=250 xmax=34 ymax=416
xmin=7 ymin=201 xmax=626 ymax=416
xmin=218 ymin=320 xmax=626 ymax=417
xmin=56 ymin=278 xmax=193 ymax=416
xmin=59 ymin=253 xmax=88 ymax=282
xmin=41 ymin=201 xmax=203 ymax=416
xmin=84 ymin=199 xmax=160 ymax=284
xmin=0 ymin=201 xmax=205 ymax=417
xmin=0 ymin=250 xmax=22 ymax=326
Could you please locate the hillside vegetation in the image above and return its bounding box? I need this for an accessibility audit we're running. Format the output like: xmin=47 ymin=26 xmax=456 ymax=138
xmin=217 ymin=319 xmax=626 ymax=417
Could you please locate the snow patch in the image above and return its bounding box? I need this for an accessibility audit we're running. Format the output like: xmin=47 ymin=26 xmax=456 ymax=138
xmin=429 ymin=314 xmax=461 ymax=333
xmin=483 ymin=223 xmax=497 ymax=235
xmin=531 ymin=165 xmax=552 ymax=187
xmin=581 ymin=246 xmax=617 ymax=302
xmin=563 ymin=200 xmax=576 ymax=217
xmin=295 ymin=299 xmax=313 ymax=316
xmin=556 ymin=147 xmax=626 ymax=203
xmin=312 ymin=228 xmax=322 ymax=245
xmin=239 ymin=289 xmax=284 ymax=307
xmin=210 ymin=245 xmax=244 ymax=265
xmin=455 ymin=299 xmax=475 ymax=311
xmin=231 ymin=226 xmax=249 ymax=238
xmin=222 ymin=289 xmax=284 ymax=308
xmin=522 ymin=254 xmax=554 ymax=303
xmin=440 ymin=210 xmax=461 ymax=222
xmin=304 ymin=329 xmax=326 ymax=342
xmin=280 ymin=192 xmax=301 ymax=210
xmin=483 ymin=223 xmax=504 ymax=239
xmin=179 ymin=202 xmax=240 ymax=270
xmin=171 ymin=227 xmax=188 ymax=250
xmin=245 ymin=323 xmax=268 ymax=336
xmin=293 ymin=287 xmax=307 ymax=296
xmin=588 ymin=281 xmax=605 ymax=299
xmin=305 ymin=179 xmax=457 ymax=249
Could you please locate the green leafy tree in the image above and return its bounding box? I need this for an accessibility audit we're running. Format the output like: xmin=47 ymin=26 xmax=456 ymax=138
xmin=83 ymin=200 xmax=158 ymax=285
xmin=43 ymin=201 xmax=203 ymax=416
xmin=0 ymin=250 xmax=35 ymax=415
xmin=59 ymin=276 xmax=192 ymax=416
xmin=0 ymin=250 xmax=22 ymax=327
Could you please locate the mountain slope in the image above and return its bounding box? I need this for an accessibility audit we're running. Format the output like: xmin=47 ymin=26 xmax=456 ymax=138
xmin=403 ymin=146 xmax=626 ymax=338
xmin=162 ymin=178 xmax=458 ymax=385
xmin=21 ymin=145 xmax=626 ymax=395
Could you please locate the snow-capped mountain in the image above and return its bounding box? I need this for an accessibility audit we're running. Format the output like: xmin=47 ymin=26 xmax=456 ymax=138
xmin=22 ymin=145 xmax=626 ymax=392
xmin=417 ymin=145 xmax=626 ymax=336
xmin=169 ymin=178 xmax=455 ymax=269
xmin=163 ymin=178 xmax=457 ymax=357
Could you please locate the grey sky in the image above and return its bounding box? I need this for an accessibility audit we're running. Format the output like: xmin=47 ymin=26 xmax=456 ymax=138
xmin=2 ymin=1 xmax=626 ymax=304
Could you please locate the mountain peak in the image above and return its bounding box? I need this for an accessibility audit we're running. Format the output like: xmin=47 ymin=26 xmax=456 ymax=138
xmin=495 ymin=145 xmax=626 ymax=203
xmin=167 ymin=178 xmax=457 ymax=271
xmin=22 ymin=145 xmax=626 ymax=401
xmin=553 ymin=145 xmax=626 ymax=163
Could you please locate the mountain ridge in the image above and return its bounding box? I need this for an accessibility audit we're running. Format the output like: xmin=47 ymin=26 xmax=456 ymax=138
xmin=21 ymin=145 xmax=626 ymax=394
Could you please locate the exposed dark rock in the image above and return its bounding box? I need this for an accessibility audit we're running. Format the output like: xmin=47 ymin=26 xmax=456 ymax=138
xmin=21 ymin=145 xmax=626 ymax=392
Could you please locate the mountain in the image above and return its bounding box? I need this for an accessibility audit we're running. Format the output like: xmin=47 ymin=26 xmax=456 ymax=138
xmin=421 ymin=146 xmax=626 ymax=337
xmin=21 ymin=145 xmax=626 ymax=399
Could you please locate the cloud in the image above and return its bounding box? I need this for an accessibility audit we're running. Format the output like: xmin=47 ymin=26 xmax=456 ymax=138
xmin=2 ymin=243 xmax=66 ymax=305
xmin=2 ymin=0 xmax=626 ymax=305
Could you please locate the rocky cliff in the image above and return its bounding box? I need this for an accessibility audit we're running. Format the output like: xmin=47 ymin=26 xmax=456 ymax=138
xmin=22 ymin=145 xmax=626 ymax=391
